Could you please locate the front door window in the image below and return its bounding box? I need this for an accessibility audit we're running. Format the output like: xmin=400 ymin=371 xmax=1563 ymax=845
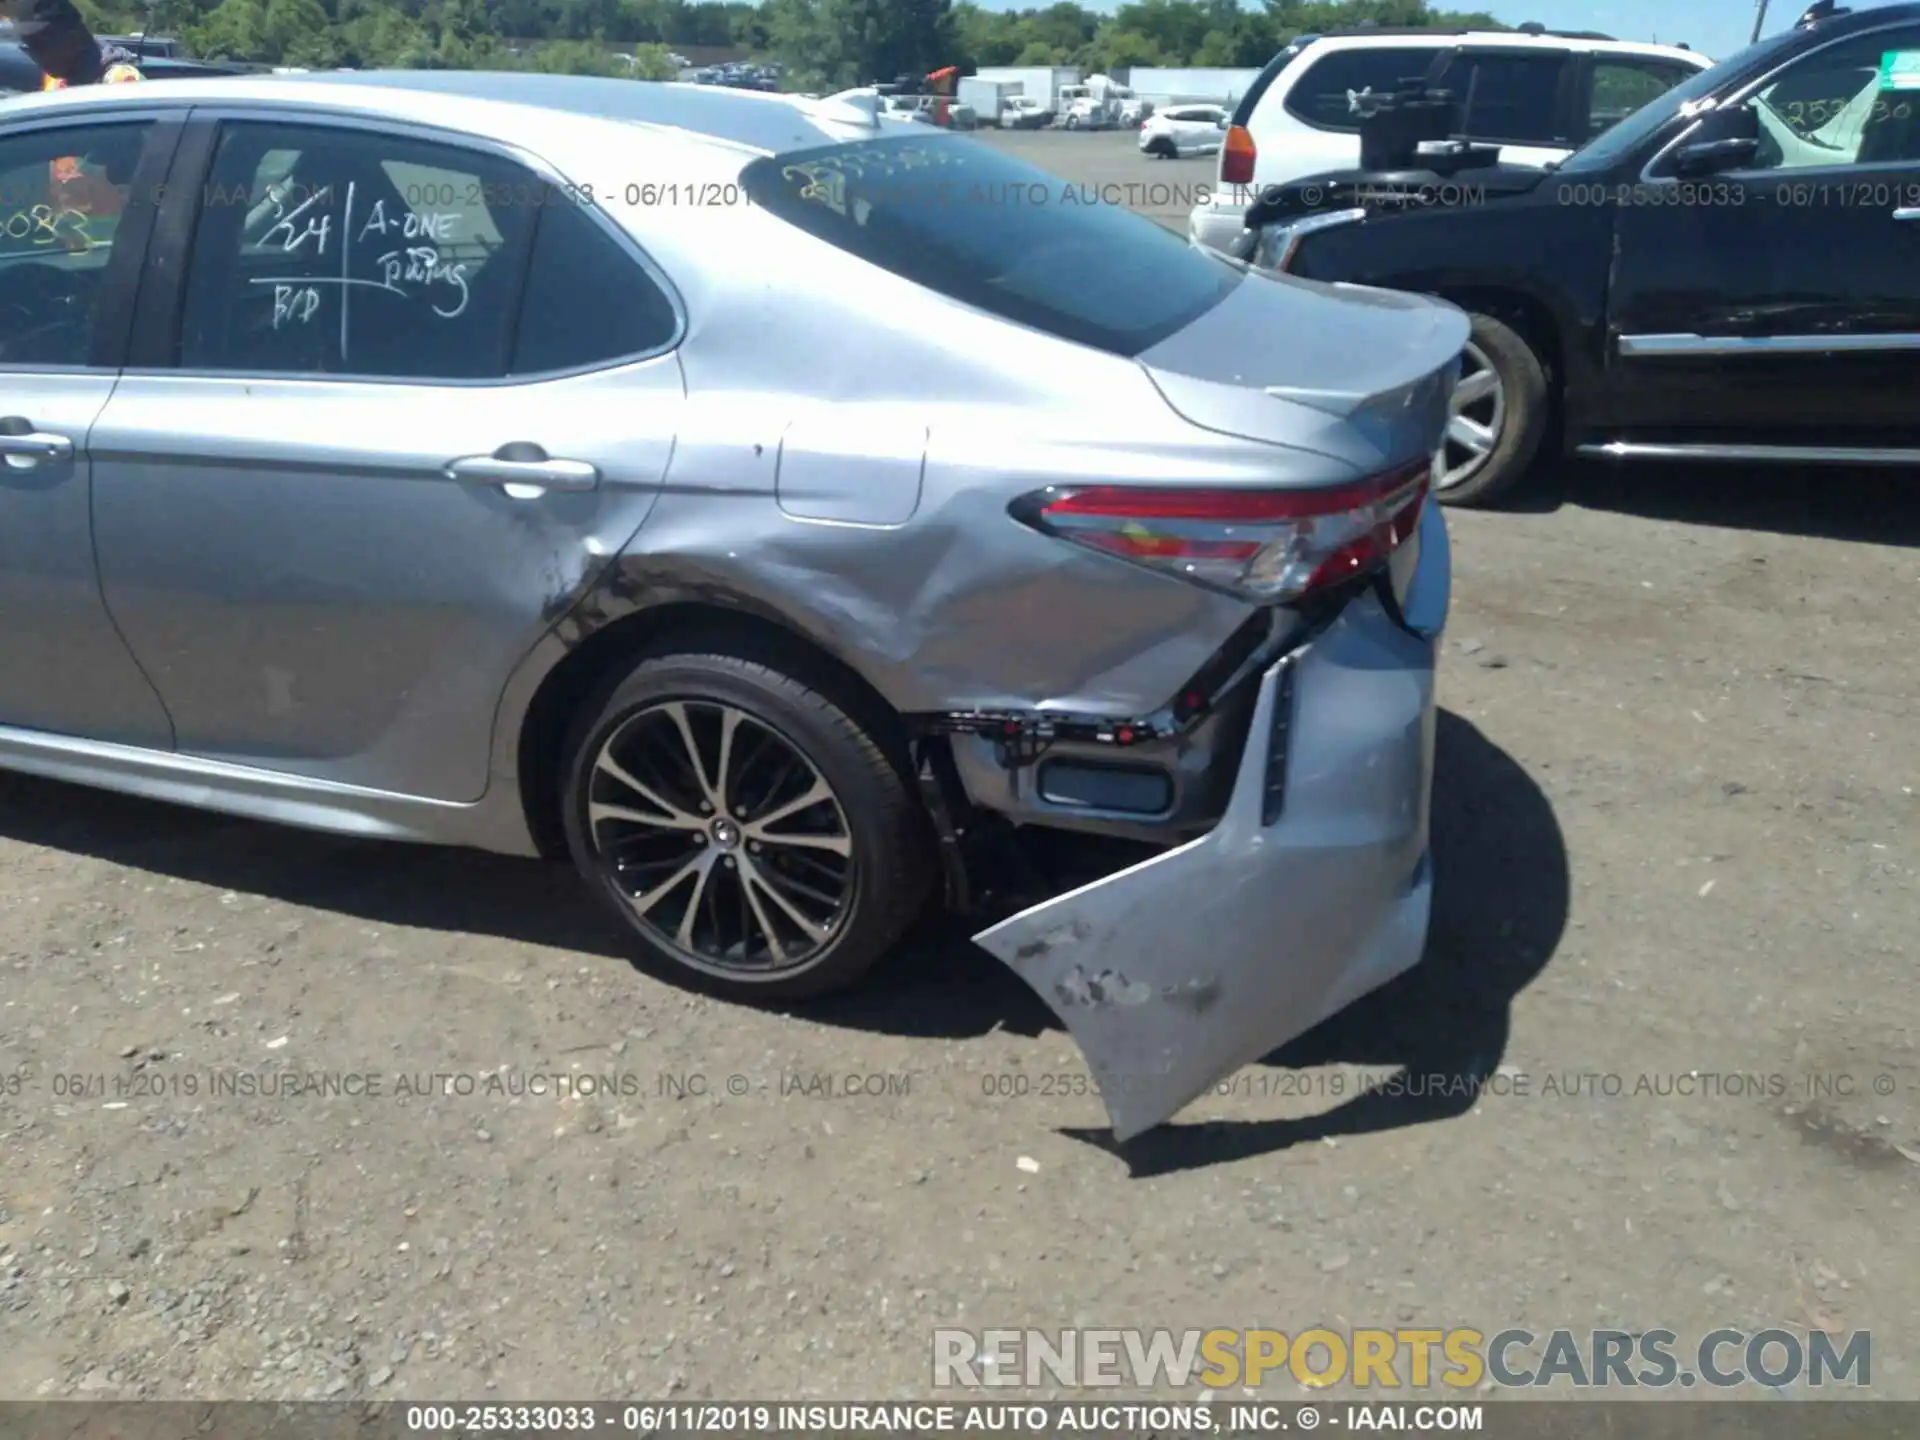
xmin=1742 ymin=25 xmax=1920 ymax=168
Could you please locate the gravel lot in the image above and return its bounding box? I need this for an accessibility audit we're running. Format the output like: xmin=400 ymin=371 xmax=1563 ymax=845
xmin=1 ymin=127 xmax=1916 ymax=1405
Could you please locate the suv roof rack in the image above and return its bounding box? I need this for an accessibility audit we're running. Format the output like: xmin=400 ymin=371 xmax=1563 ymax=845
xmin=1795 ymin=0 xmax=1851 ymax=26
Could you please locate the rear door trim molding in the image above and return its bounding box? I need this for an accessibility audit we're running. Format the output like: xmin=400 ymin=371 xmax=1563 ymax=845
xmin=1618 ymin=331 xmax=1920 ymax=356
xmin=1577 ymin=440 xmax=1920 ymax=463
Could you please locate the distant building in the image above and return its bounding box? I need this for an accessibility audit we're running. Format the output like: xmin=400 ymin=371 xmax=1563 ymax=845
xmin=1113 ymin=66 xmax=1263 ymax=110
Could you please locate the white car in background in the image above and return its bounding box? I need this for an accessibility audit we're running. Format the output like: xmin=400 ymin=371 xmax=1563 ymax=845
xmin=1188 ymin=26 xmax=1711 ymax=253
xmin=999 ymin=95 xmax=1051 ymax=128
xmin=1139 ymin=103 xmax=1229 ymax=157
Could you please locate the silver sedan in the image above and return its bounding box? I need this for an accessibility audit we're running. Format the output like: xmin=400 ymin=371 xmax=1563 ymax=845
xmin=0 ymin=73 xmax=1464 ymax=1138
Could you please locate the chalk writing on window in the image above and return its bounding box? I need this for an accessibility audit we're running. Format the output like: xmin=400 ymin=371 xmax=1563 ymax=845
xmin=241 ymin=179 xmax=477 ymax=355
xmin=0 ymin=204 xmax=94 ymax=248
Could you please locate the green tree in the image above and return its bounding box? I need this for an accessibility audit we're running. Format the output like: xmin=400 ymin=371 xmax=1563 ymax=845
xmin=184 ymin=0 xmax=271 ymax=59
xmin=265 ymin=0 xmax=339 ymax=64
xmin=138 ymin=0 xmax=1516 ymax=84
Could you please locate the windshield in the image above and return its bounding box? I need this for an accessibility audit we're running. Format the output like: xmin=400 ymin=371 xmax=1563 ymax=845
xmin=741 ymin=134 xmax=1241 ymax=357
xmin=1554 ymin=28 xmax=1806 ymax=173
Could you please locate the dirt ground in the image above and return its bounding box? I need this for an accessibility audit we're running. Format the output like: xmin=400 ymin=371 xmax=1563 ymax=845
xmin=1 ymin=128 xmax=1916 ymax=1406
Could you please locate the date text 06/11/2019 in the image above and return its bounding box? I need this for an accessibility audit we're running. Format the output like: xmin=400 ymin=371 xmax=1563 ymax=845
xmin=397 ymin=1402 xmax=1486 ymax=1434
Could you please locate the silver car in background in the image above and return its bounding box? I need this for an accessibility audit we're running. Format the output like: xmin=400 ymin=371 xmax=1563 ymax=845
xmin=0 ymin=74 xmax=1464 ymax=1138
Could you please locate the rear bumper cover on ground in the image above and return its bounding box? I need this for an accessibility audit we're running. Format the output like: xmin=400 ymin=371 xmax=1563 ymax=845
xmin=972 ymin=497 xmax=1449 ymax=1140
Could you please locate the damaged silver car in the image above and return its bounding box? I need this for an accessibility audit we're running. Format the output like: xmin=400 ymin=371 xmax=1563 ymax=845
xmin=0 ymin=73 xmax=1463 ymax=1138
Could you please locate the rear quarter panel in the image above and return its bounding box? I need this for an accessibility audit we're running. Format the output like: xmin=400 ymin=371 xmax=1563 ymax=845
xmin=567 ymin=193 xmax=1273 ymax=719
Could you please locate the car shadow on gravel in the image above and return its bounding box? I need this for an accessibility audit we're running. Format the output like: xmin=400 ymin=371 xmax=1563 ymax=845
xmin=1059 ymin=710 xmax=1569 ymax=1178
xmin=0 ymin=711 xmax=1563 ymax=1178
xmin=0 ymin=771 xmax=639 ymax=958
xmin=1515 ymin=459 xmax=1920 ymax=546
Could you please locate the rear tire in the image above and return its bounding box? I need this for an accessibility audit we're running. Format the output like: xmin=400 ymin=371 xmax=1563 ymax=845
xmin=561 ymin=647 xmax=934 ymax=1002
xmin=1434 ymin=310 xmax=1550 ymax=509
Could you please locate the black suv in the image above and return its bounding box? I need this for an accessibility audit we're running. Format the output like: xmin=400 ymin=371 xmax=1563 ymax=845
xmin=1242 ymin=1 xmax=1920 ymax=506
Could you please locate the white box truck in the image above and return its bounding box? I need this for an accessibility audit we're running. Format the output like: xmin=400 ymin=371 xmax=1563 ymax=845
xmin=957 ymin=76 xmax=1021 ymax=127
xmin=970 ymin=65 xmax=1079 ymax=118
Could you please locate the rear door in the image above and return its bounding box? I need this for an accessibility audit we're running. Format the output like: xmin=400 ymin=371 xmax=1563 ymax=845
xmin=1166 ymin=107 xmax=1206 ymax=154
xmin=91 ymin=110 xmax=684 ymax=801
xmin=1192 ymin=106 xmax=1227 ymax=153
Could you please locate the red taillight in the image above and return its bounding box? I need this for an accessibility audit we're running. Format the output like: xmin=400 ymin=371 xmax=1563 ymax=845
xmin=1221 ymin=123 xmax=1256 ymax=185
xmin=1012 ymin=461 xmax=1429 ymax=605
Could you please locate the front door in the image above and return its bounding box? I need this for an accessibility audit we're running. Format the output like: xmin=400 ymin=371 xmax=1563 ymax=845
xmin=1605 ymin=19 xmax=1920 ymax=445
xmin=0 ymin=114 xmax=177 ymax=747
xmin=91 ymin=115 xmax=684 ymax=802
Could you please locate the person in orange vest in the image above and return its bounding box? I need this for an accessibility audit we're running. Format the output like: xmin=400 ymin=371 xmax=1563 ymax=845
xmin=6 ymin=0 xmax=145 ymax=237
xmin=9 ymin=0 xmax=144 ymax=86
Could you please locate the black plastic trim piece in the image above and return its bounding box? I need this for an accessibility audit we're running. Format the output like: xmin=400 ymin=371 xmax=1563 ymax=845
xmin=1262 ymin=658 xmax=1298 ymax=827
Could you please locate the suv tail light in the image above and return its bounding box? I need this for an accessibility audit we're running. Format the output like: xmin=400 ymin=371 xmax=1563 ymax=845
xmin=1221 ymin=123 xmax=1256 ymax=185
xmin=1011 ymin=459 xmax=1430 ymax=605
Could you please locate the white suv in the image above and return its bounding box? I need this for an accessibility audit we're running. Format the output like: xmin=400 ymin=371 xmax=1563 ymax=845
xmin=1188 ymin=27 xmax=1711 ymax=254
xmin=1139 ymin=104 xmax=1229 ymax=158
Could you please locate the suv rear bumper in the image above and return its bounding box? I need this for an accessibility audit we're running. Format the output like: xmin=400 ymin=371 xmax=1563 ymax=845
xmin=1190 ymin=197 xmax=1250 ymax=254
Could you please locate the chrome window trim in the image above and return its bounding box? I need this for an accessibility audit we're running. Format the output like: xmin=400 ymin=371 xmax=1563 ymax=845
xmin=1637 ymin=18 xmax=1920 ymax=185
xmin=143 ymin=101 xmax=689 ymax=387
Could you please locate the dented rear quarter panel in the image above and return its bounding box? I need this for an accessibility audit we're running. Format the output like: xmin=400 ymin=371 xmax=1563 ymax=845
xmin=506 ymin=197 xmax=1419 ymax=723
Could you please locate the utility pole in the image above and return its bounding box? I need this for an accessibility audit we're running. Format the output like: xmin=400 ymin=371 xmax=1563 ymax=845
xmin=1751 ymin=0 xmax=1771 ymax=44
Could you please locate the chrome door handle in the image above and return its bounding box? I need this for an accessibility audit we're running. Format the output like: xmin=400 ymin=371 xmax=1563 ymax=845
xmin=1894 ymin=207 xmax=1920 ymax=221
xmin=0 ymin=429 xmax=74 ymax=463
xmin=445 ymin=454 xmax=599 ymax=493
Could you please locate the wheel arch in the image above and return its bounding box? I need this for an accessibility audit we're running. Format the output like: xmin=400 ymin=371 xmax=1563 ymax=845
xmin=1429 ymin=285 xmax=1573 ymax=432
xmin=1435 ymin=287 xmax=1562 ymax=390
xmin=514 ymin=600 xmax=917 ymax=862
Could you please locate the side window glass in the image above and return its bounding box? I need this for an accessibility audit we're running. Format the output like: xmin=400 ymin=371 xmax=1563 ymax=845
xmin=1588 ymin=60 xmax=1692 ymax=141
xmin=177 ymin=122 xmax=541 ymax=379
xmin=1453 ymin=54 xmax=1567 ymax=145
xmin=1743 ymin=28 xmax=1920 ymax=169
xmin=0 ymin=121 xmax=148 ymax=367
xmin=509 ymin=197 xmax=679 ymax=375
xmin=1283 ymin=49 xmax=1438 ymax=132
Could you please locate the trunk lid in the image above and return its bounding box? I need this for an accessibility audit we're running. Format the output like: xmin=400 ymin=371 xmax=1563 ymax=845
xmin=1139 ymin=271 xmax=1468 ymax=464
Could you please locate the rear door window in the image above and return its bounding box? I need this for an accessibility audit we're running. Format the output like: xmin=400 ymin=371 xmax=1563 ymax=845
xmin=510 ymin=199 xmax=680 ymax=374
xmin=740 ymin=134 xmax=1239 ymax=357
xmin=1281 ymin=47 xmax=1443 ymax=132
xmin=177 ymin=121 xmax=540 ymax=379
xmin=1446 ymin=50 xmax=1570 ymax=145
xmin=1586 ymin=57 xmax=1698 ymax=141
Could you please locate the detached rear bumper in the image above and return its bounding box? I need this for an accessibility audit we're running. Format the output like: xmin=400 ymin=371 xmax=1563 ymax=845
xmin=972 ymin=497 xmax=1449 ymax=1140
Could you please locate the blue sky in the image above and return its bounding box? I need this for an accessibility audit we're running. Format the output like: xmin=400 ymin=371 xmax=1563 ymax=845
xmin=969 ymin=0 xmax=1912 ymax=70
